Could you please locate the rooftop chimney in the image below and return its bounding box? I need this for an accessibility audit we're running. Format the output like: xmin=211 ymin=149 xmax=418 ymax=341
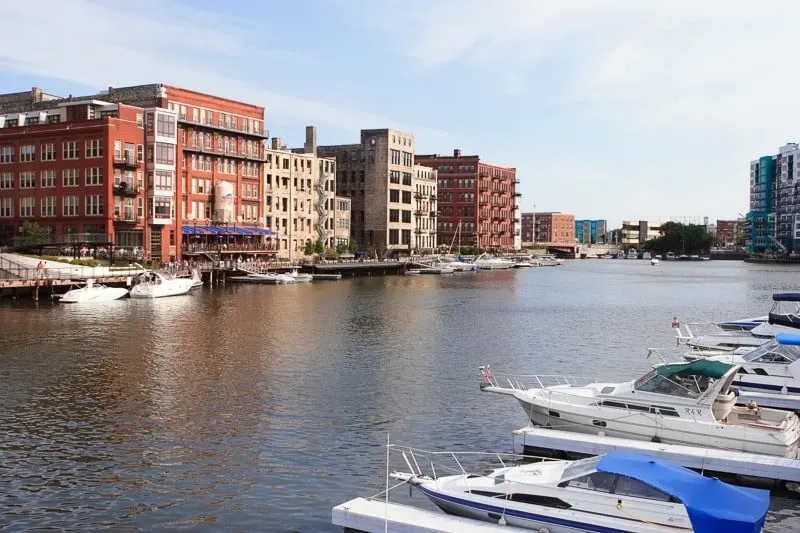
xmin=454 ymin=148 xmax=461 ymax=157
xmin=304 ymin=125 xmax=317 ymax=154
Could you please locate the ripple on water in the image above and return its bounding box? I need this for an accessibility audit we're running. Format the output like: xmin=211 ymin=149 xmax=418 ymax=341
xmin=0 ymin=262 xmax=798 ymax=532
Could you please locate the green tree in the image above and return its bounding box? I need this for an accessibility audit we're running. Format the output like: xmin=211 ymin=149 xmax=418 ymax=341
xmin=643 ymin=222 xmax=715 ymax=255
xmin=20 ymin=221 xmax=44 ymax=244
xmin=303 ymin=240 xmax=315 ymax=255
xmin=314 ymin=239 xmax=324 ymax=254
xmin=336 ymin=241 xmax=350 ymax=254
xmin=348 ymin=239 xmax=358 ymax=253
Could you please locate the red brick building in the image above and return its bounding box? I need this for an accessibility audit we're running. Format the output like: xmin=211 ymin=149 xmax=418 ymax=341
xmin=528 ymin=212 xmax=575 ymax=244
xmin=716 ymin=219 xmax=745 ymax=247
xmin=0 ymin=85 xmax=271 ymax=263
xmin=415 ymin=149 xmax=518 ymax=252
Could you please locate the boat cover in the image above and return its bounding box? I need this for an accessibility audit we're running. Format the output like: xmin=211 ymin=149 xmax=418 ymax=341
xmin=772 ymin=292 xmax=800 ymax=302
xmin=776 ymin=332 xmax=800 ymax=346
xmin=655 ymin=359 xmax=733 ymax=380
xmin=598 ymin=452 xmax=769 ymax=533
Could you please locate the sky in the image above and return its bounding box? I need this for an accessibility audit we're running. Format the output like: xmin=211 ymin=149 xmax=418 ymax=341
xmin=0 ymin=0 xmax=798 ymax=228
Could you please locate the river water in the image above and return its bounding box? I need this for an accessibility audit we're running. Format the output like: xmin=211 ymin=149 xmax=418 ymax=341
xmin=0 ymin=260 xmax=798 ymax=532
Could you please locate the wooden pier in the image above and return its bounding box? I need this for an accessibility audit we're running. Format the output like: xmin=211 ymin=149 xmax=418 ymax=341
xmin=332 ymin=497 xmax=530 ymax=533
xmin=512 ymin=426 xmax=800 ymax=489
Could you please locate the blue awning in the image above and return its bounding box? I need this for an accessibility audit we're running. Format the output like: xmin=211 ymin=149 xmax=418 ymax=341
xmin=254 ymin=228 xmax=276 ymax=236
xmin=773 ymin=292 xmax=800 ymax=302
xmin=182 ymin=225 xmax=207 ymax=235
xmin=231 ymin=227 xmax=254 ymax=235
xmin=598 ymin=452 xmax=769 ymax=533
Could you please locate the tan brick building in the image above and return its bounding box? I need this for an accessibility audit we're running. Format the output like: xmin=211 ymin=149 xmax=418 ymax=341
xmin=527 ymin=212 xmax=575 ymax=244
xmin=412 ymin=164 xmax=437 ymax=252
xmin=318 ymin=129 xmax=416 ymax=253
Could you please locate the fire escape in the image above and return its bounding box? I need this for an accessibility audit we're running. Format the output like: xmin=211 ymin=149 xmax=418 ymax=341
xmin=315 ymin=178 xmax=330 ymax=245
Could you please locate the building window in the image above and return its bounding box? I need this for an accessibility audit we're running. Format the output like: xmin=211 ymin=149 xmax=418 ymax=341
xmin=137 ymin=197 xmax=144 ymax=218
xmin=62 ymin=195 xmax=79 ymax=216
xmin=402 ymin=191 xmax=412 ymax=204
xmin=20 ymin=144 xmax=35 ymax=162
xmin=40 ymin=143 xmax=56 ymax=161
xmin=41 ymin=196 xmax=56 ymax=217
xmin=136 ymin=114 xmax=143 ymax=127
xmin=62 ymin=168 xmax=79 ymax=187
xmin=0 ymin=146 xmax=13 ymax=164
xmin=19 ymin=171 xmax=35 ymax=189
xmin=389 ymin=209 xmax=399 ymax=222
xmin=85 ymin=139 xmax=102 ymax=158
xmin=390 ymin=170 xmax=401 ymax=184
xmin=86 ymin=167 xmax=103 ymax=186
xmin=137 ymin=144 xmax=144 ymax=162
xmin=19 ymin=197 xmax=34 ymax=217
xmin=114 ymin=141 xmax=121 ymax=160
xmin=153 ymin=198 xmax=172 ymax=219
xmin=0 ymin=172 xmax=13 ymax=189
xmin=389 ymin=229 xmax=399 ymax=245
xmin=402 ymin=172 xmax=412 ymax=185
xmin=156 ymin=114 xmax=176 ymax=137
xmin=40 ymin=170 xmax=56 ymax=188
xmin=86 ymin=194 xmax=104 ymax=216
xmin=155 ymin=143 xmax=175 ymax=165
xmin=390 ymin=149 xmax=401 ymax=165
xmin=402 ymin=210 xmax=411 ymax=223
xmin=402 ymin=229 xmax=411 ymax=245
xmin=62 ymin=141 xmax=78 ymax=160
xmin=402 ymin=152 xmax=412 ymax=167
xmin=0 ymin=197 xmax=12 ymax=217
xmin=389 ymin=189 xmax=400 ymax=203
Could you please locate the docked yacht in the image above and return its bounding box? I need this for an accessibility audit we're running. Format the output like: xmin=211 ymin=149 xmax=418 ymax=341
xmin=705 ymin=333 xmax=800 ymax=396
xmin=474 ymin=253 xmax=515 ymax=270
xmin=229 ymin=272 xmax=294 ymax=284
xmin=57 ymin=279 xmax=129 ymax=303
xmin=129 ymin=271 xmax=195 ymax=298
xmin=480 ymin=360 xmax=800 ymax=458
xmin=392 ymin=448 xmax=769 ymax=533
xmin=650 ymin=257 xmax=660 ymax=266
xmin=717 ymin=315 xmax=769 ymax=331
xmin=176 ymin=268 xmax=203 ymax=289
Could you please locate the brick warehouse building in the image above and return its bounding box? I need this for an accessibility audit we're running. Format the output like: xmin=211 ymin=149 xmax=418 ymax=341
xmin=415 ymin=149 xmax=518 ymax=252
xmin=0 ymin=85 xmax=269 ymax=263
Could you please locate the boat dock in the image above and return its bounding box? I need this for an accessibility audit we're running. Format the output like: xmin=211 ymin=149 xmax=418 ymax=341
xmin=332 ymin=497 xmax=530 ymax=533
xmin=512 ymin=426 xmax=800 ymax=487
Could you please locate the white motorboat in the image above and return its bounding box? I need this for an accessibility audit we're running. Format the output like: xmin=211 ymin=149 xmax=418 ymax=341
xmin=474 ymin=253 xmax=515 ymax=270
xmin=513 ymin=260 xmax=537 ymax=268
xmin=480 ymin=361 xmax=800 ymax=458
xmin=57 ymin=279 xmax=129 ymax=303
xmin=717 ymin=315 xmax=769 ymax=332
xmin=539 ymin=254 xmax=564 ymax=266
xmin=627 ymin=249 xmax=638 ymax=260
xmin=288 ymin=269 xmax=313 ymax=283
xmin=650 ymin=258 xmax=660 ymax=266
xmin=390 ymin=446 xmax=769 ymax=533
xmin=230 ymin=272 xmax=294 ymax=284
xmin=705 ymin=332 xmax=800 ymax=397
xmin=129 ymin=271 xmax=195 ymax=298
xmin=642 ymin=251 xmax=652 ymax=260
xmin=176 ymin=268 xmax=203 ymax=289
xmin=404 ymin=269 xmax=422 ymax=276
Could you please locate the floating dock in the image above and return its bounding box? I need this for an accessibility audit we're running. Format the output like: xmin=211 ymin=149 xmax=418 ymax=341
xmin=512 ymin=426 xmax=800 ymax=486
xmin=332 ymin=497 xmax=530 ymax=533
xmin=312 ymin=273 xmax=342 ymax=281
xmin=738 ymin=390 xmax=800 ymax=411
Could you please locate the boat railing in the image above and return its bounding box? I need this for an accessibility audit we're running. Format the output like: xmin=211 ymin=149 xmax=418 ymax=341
xmin=480 ymin=366 xmax=595 ymax=391
xmin=369 ymin=443 xmax=560 ymax=500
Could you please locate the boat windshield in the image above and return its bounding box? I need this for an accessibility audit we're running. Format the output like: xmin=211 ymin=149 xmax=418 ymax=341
xmin=560 ymin=455 xmax=602 ymax=481
xmin=743 ymin=343 xmax=800 ymax=364
xmin=633 ymin=361 xmax=731 ymax=398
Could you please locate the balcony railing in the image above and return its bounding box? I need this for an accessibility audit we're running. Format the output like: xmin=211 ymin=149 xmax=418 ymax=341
xmin=182 ymin=243 xmax=278 ymax=253
xmin=113 ymin=183 xmax=140 ymax=196
xmin=113 ymin=154 xmax=138 ymax=169
xmin=182 ymin=144 xmax=262 ymax=162
xmin=177 ymin=116 xmax=269 ymax=139
xmin=113 ymin=215 xmax=143 ymax=223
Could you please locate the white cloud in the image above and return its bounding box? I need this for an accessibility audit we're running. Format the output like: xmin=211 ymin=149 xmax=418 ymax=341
xmin=0 ymin=0 xmax=453 ymax=146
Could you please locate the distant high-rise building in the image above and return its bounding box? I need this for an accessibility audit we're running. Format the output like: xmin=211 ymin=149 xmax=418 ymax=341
xmin=575 ymin=219 xmax=607 ymax=244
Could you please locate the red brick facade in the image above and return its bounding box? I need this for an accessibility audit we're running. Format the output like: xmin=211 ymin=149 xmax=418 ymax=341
xmin=0 ymin=102 xmax=148 ymax=251
xmin=531 ymin=212 xmax=575 ymax=244
xmin=415 ymin=150 xmax=518 ymax=252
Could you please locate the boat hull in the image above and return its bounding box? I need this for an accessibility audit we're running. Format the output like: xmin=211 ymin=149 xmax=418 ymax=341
xmin=515 ymin=395 xmax=800 ymax=458
xmin=129 ymin=281 xmax=194 ymax=298
xmin=59 ymin=287 xmax=129 ymax=303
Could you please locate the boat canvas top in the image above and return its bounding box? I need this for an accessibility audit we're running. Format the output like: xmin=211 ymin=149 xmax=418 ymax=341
xmin=772 ymin=292 xmax=800 ymax=302
xmin=654 ymin=359 xmax=733 ymax=380
xmin=597 ymin=452 xmax=769 ymax=533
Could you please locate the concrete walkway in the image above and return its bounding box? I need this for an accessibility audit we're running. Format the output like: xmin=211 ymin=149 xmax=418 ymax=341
xmin=0 ymin=253 xmax=144 ymax=280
